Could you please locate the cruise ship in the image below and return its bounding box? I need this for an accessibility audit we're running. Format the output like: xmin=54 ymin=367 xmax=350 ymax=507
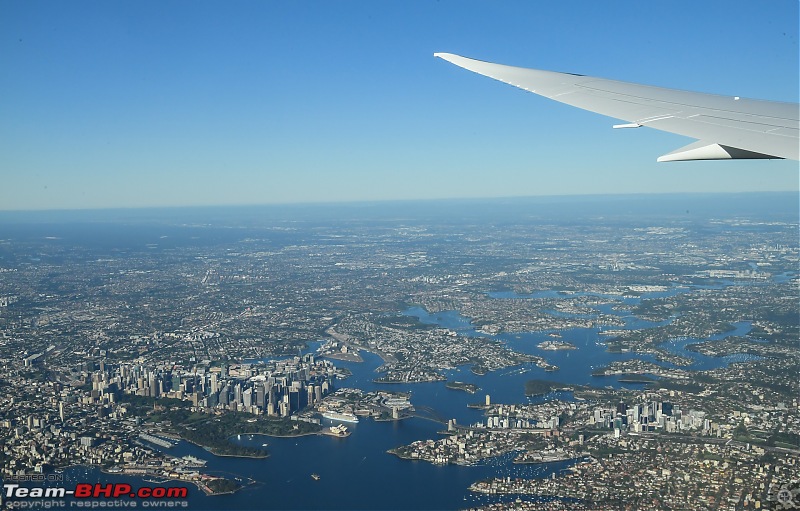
xmin=321 ymin=411 xmax=359 ymax=423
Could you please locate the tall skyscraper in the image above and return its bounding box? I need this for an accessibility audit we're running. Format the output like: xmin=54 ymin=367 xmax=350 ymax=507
xmin=256 ymin=384 xmax=265 ymax=408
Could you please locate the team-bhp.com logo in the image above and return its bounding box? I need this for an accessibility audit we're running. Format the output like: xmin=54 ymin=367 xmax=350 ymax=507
xmin=4 ymin=483 xmax=189 ymax=508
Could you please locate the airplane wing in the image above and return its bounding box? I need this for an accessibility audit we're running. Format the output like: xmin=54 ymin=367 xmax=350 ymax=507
xmin=434 ymin=53 xmax=799 ymax=162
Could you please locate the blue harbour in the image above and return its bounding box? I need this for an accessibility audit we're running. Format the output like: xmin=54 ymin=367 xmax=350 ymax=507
xmin=46 ymin=284 xmax=766 ymax=510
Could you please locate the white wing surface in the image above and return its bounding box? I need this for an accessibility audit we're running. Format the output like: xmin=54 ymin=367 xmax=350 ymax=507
xmin=434 ymin=53 xmax=799 ymax=162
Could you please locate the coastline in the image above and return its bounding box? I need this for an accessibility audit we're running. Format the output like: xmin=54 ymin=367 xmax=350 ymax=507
xmin=96 ymin=464 xmax=248 ymax=497
xmin=323 ymin=351 xmax=364 ymax=362
xmin=181 ymin=437 xmax=269 ymax=459
xmin=445 ymin=381 xmax=479 ymax=394
xmin=513 ymin=455 xmax=585 ymax=465
xmin=229 ymin=430 xmax=321 ymax=440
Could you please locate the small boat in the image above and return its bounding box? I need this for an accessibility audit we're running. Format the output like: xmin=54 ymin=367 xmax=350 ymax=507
xmin=311 ymin=473 xmax=320 ymax=481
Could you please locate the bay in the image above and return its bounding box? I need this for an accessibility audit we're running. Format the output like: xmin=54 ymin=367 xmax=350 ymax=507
xmin=46 ymin=290 xmax=762 ymax=510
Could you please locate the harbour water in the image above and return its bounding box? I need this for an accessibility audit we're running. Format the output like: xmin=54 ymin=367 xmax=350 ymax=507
xmin=45 ymin=286 xmax=765 ymax=510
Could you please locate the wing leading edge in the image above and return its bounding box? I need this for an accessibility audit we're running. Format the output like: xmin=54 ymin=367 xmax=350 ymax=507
xmin=434 ymin=53 xmax=799 ymax=162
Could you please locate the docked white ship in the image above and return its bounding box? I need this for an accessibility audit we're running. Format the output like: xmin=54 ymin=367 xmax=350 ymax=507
xmin=321 ymin=411 xmax=359 ymax=423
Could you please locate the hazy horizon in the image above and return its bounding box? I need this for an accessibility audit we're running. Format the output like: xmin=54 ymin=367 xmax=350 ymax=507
xmin=0 ymin=189 xmax=796 ymax=211
xmin=1 ymin=191 xmax=796 ymax=229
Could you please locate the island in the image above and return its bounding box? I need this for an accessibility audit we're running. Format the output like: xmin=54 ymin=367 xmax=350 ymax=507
xmin=445 ymin=381 xmax=479 ymax=394
xmin=537 ymin=340 xmax=577 ymax=351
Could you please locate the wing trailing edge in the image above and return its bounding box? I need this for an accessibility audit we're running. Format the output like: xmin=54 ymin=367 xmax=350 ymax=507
xmin=434 ymin=52 xmax=799 ymax=162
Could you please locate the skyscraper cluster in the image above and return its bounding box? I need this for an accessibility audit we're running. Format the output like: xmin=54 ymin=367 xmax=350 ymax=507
xmin=84 ymin=354 xmax=336 ymax=417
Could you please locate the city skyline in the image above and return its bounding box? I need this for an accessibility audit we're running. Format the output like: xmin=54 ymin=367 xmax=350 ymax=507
xmin=2 ymin=0 xmax=798 ymax=211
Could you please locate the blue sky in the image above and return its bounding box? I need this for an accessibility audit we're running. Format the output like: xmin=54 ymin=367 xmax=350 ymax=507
xmin=1 ymin=0 xmax=797 ymax=210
